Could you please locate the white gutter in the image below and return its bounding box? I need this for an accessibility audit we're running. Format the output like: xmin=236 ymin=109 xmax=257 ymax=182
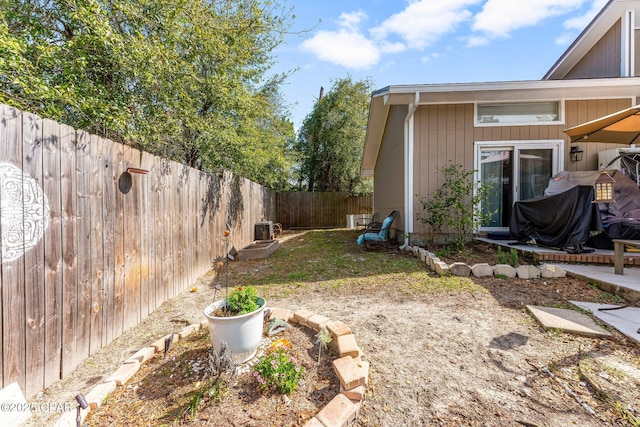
xmin=400 ymin=92 xmax=419 ymax=250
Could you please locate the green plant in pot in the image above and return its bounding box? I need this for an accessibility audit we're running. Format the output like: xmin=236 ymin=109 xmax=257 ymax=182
xmin=204 ymin=225 xmax=266 ymax=364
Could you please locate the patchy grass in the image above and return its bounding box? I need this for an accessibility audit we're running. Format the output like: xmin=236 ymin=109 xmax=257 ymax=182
xmin=230 ymin=229 xmax=484 ymax=300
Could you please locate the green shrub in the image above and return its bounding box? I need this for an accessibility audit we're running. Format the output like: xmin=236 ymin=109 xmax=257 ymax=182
xmin=417 ymin=162 xmax=493 ymax=250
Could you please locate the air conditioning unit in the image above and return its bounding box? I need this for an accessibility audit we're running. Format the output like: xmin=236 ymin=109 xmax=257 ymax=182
xmin=598 ymin=147 xmax=640 ymax=170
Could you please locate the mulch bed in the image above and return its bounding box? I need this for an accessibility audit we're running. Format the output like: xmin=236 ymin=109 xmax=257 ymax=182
xmin=85 ymin=322 xmax=339 ymax=426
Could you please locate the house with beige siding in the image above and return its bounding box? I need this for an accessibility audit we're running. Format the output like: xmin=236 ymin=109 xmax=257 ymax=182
xmin=362 ymin=0 xmax=640 ymax=245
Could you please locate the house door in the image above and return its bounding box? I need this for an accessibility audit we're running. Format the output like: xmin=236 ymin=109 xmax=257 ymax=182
xmin=476 ymin=141 xmax=562 ymax=230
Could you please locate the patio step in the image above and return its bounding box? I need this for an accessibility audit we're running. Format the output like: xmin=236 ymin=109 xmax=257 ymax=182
xmin=475 ymin=237 xmax=640 ymax=268
xmin=533 ymin=251 xmax=640 ymax=267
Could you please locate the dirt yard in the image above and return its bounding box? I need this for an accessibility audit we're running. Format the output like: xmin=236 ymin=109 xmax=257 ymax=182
xmin=24 ymin=231 xmax=640 ymax=427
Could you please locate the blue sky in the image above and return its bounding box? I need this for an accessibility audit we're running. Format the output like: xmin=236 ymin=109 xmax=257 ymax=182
xmin=270 ymin=0 xmax=609 ymax=129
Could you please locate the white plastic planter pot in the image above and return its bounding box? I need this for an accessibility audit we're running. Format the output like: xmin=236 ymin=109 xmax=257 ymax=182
xmin=203 ymin=297 xmax=266 ymax=364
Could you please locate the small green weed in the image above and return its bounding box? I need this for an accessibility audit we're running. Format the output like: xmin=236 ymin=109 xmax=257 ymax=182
xmin=287 ymin=271 xmax=311 ymax=281
xmin=549 ymin=302 xmax=591 ymax=315
xmin=316 ymin=327 xmax=333 ymax=363
xmin=596 ymin=292 xmax=625 ymax=304
xmin=496 ymin=246 xmax=519 ymax=267
xmin=436 ymin=246 xmax=451 ymax=258
xmin=182 ymin=377 xmax=227 ymax=418
xmin=613 ymin=401 xmax=640 ymax=426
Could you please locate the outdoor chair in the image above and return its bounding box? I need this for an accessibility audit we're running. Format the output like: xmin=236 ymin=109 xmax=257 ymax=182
xmin=364 ymin=210 xmax=397 ymax=233
xmin=356 ymin=211 xmax=397 ymax=247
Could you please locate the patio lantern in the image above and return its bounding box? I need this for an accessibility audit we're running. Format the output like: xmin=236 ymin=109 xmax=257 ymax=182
xmin=593 ymin=171 xmax=615 ymax=203
xmin=570 ymin=146 xmax=584 ymax=162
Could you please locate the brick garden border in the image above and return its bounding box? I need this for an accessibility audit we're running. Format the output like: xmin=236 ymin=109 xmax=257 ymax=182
xmin=52 ymin=309 xmax=368 ymax=427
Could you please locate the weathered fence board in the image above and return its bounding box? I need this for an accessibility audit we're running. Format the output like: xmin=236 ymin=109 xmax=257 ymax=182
xmin=112 ymin=141 xmax=125 ymax=340
xmin=75 ymin=130 xmax=92 ymax=370
xmin=276 ymin=192 xmax=372 ymax=229
xmin=0 ymin=104 xmax=278 ymax=397
xmin=22 ymin=111 xmax=45 ymax=397
xmin=123 ymin=146 xmax=142 ymax=332
xmin=43 ymin=118 xmax=63 ymax=388
xmin=101 ymin=137 xmax=116 ymax=347
xmin=60 ymin=123 xmax=78 ymax=378
xmin=88 ymin=134 xmax=104 ymax=355
xmin=141 ymin=151 xmax=156 ymax=315
xmin=2 ymin=105 xmax=26 ymax=390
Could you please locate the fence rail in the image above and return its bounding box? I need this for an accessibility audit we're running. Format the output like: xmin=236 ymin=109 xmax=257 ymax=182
xmin=276 ymin=192 xmax=372 ymax=229
xmin=0 ymin=104 xmax=275 ymax=397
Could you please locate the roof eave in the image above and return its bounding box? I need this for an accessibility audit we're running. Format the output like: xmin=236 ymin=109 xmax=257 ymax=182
xmin=361 ymin=77 xmax=640 ymax=175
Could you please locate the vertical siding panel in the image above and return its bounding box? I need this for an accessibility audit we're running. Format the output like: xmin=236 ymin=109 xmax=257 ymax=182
xmin=88 ymin=135 xmax=104 ymax=354
xmin=42 ymin=118 xmax=62 ymax=387
xmin=428 ymin=107 xmax=439 ymax=192
xmin=1 ymin=105 xmax=26 ymax=391
xmin=22 ymin=111 xmax=45 ymax=397
xmin=60 ymin=124 xmax=78 ymax=377
xmin=101 ymin=138 xmax=116 ymax=346
xmin=74 ymin=130 xmax=91 ymax=364
xmin=565 ymin=100 xmax=577 ymax=172
xmin=464 ymin=104 xmax=474 ymax=172
xmin=446 ymin=104 xmax=456 ymax=162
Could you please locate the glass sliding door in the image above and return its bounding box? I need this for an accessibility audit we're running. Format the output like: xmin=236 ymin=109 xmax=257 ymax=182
xmin=476 ymin=141 xmax=562 ymax=231
xmin=480 ymin=149 xmax=512 ymax=228
xmin=518 ymin=149 xmax=553 ymax=201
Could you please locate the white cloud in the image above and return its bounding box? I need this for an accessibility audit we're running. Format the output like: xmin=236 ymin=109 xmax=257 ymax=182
xmin=553 ymin=0 xmax=608 ymax=46
xmin=466 ymin=36 xmax=489 ymax=47
xmin=421 ymin=52 xmax=444 ymax=64
xmin=372 ymin=0 xmax=481 ymax=49
xmin=299 ymin=0 xmax=605 ymax=69
xmin=380 ymin=41 xmax=406 ymax=54
xmin=335 ymin=10 xmax=367 ymax=31
xmin=472 ymin=0 xmax=586 ymax=38
xmin=300 ymin=12 xmax=380 ymax=69
xmin=563 ymin=0 xmax=608 ymax=31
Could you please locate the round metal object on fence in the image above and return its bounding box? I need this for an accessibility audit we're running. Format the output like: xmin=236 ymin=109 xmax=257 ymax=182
xmin=118 ymin=171 xmax=132 ymax=194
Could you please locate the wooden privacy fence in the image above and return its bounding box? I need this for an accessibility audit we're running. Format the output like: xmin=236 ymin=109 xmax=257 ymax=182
xmin=276 ymin=192 xmax=372 ymax=229
xmin=0 ymin=104 xmax=275 ymax=397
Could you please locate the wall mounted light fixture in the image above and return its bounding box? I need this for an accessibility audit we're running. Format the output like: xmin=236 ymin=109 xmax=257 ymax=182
xmin=570 ymin=146 xmax=584 ymax=162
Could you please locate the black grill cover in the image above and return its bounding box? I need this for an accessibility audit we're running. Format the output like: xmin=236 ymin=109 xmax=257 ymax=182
xmin=509 ymin=185 xmax=604 ymax=250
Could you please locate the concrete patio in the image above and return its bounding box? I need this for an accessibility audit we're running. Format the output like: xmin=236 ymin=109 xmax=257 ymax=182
xmin=478 ymin=237 xmax=640 ymax=344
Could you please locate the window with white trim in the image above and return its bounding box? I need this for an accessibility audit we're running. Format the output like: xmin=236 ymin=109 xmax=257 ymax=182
xmin=476 ymin=101 xmax=561 ymax=126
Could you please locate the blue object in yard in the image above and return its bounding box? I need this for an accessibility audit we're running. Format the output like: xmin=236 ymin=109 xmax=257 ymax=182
xmin=357 ymin=213 xmax=396 ymax=246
